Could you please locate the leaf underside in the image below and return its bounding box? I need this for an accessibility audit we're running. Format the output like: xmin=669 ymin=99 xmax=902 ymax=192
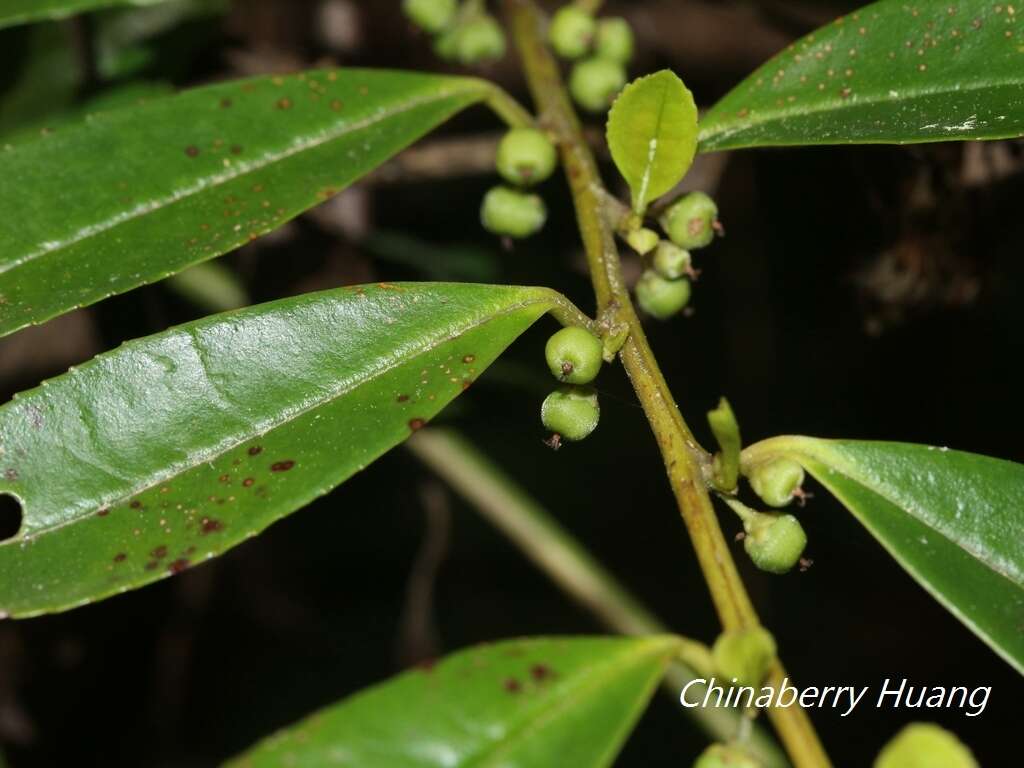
xmin=0 ymin=283 xmax=555 ymax=618
xmin=699 ymin=0 xmax=1024 ymax=151
xmin=761 ymin=437 xmax=1024 ymax=674
xmin=224 ymin=636 xmax=681 ymax=768
xmin=0 ymin=68 xmax=490 ymax=338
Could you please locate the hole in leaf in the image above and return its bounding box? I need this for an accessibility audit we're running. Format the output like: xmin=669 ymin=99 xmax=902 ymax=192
xmin=0 ymin=494 xmax=23 ymax=542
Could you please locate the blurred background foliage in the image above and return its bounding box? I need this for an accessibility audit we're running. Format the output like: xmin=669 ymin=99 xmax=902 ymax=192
xmin=0 ymin=1 xmax=1020 ymax=765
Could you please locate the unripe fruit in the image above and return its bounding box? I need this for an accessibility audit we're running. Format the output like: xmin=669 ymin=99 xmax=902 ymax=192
xmin=693 ymin=743 xmax=762 ymax=768
xmin=541 ymin=385 xmax=600 ymax=442
xmin=595 ymin=17 xmax=634 ymax=63
xmin=874 ymin=723 xmax=978 ymax=768
xmin=480 ymin=186 xmax=547 ymax=238
xmin=549 ymin=6 xmax=596 ymax=60
xmin=545 ymin=326 xmax=603 ymax=384
xmin=569 ymin=57 xmax=627 ymax=113
xmin=403 ymin=0 xmax=457 ymax=34
xmin=496 ymin=128 xmax=557 ymax=187
xmin=626 ymin=227 xmax=660 ymax=256
xmin=454 ymin=15 xmax=507 ymax=65
xmin=652 ymin=241 xmax=693 ymax=280
xmin=635 ymin=269 xmax=691 ymax=319
xmin=747 ymin=458 xmax=805 ymax=508
xmin=743 ymin=512 xmax=807 ymax=574
xmin=712 ymin=627 xmax=777 ymax=688
xmin=660 ymin=191 xmax=720 ymax=250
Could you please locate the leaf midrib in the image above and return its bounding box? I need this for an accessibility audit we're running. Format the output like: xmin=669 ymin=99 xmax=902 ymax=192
xmin=10 ymin=291 xmax=551 ymax=540
xmin=0 ymin=81 xmax=483 ymax=276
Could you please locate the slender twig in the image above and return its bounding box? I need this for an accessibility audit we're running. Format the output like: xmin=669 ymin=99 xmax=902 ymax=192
xmin=406 ymin=427 xmax=789 ymax=768
xmin=501 ymin=2 xmax=833 ymax=766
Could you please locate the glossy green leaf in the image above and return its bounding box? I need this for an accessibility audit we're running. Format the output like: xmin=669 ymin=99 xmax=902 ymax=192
xmin=607 ymin=71 xmax=698 ymax=214
xmin=0 ymin=282 xmax=558 ymax=618
xmin=743 ymin=437 xmax=1024 ymax=673
xmin=0 ymin=0 xmax=172 ymax=30
xmin=225 ymin=635 xmax=681 ymax=768
xmin=699 ymin=0 xmax=1024 ymax=151
xmin=0 ymin=69 xmax=495 ymax=338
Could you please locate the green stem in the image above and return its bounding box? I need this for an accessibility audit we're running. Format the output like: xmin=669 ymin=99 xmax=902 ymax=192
xmin=482 ymin=82 xmax=537 ymax=129
xmin=502 ymin=2 xmax=833 ymax=766
xmin=406 ymin=427 xmax=788 ymax=768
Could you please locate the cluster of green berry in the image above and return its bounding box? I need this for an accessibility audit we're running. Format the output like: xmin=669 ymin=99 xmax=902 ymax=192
xmin=540 ymin=326 xmax=604 ymax=447
xmin=629 ymin=191 xmax=720 ymax=320
xmin=549 ymin=5 xmax=634 ymax=113
xmin=403 ymin=0 xmax=505 ymax=66
xmin=481 ymin=127 xmax=557 ymax=239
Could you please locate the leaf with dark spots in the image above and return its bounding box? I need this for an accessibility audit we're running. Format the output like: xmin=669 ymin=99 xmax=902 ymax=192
xmin=699 ymin=0 xmax=1024 ymax=151
xmin=0 ymin=283 xmax=560 ymax=617
xmin=0 ymin=69 xmax=499 ymax=338
xmin=225 ymin=636 xmax=681 ymax=768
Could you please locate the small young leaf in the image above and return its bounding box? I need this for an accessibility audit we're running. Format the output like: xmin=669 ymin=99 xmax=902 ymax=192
xmin=699 ymin=0 xmax=1024 ymax=151
xmin=743 ymin=437 xmax=1024 ymax=673
xmin=0 ymin=283 xmax=557 ymax=618
xmin=0 ymin=69 xmax=494 ymax=338
xmin=225 ymin=636 xmax=681 ymax=768
xmin=0 ymin=0 xmax=174 ymax=30
xmin=607 ymin=70 xmax=698 ymax=215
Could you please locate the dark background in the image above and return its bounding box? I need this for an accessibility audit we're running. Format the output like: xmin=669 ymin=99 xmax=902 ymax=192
xmin=0 ymin=1 xmax=1021 ymax=765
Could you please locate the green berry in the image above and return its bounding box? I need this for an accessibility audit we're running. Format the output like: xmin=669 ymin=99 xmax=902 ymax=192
xmin=433 ymin=25 xmax=461 ymax=61
xmin=549 ymin=6 xmax=596 ymax=60
xmin=595 ymin=17 xmax=634 ymax=63
xmin=569 ymin=57 xmax=627 ymax=113
xmin=874 ymin=724 xmax=978 ymax=768
xmin=545 ymin=326 xmax=603 ymax=384
xmin=747 ymin=458 xmax=805 ymax=508
xmin=652 ymin=241 xmax=693 ymax=280
xmin=635 ymin=269 xmax=691 ymax=319
xmin=626 ymin=227 xmax=660 ymax=255
xmin=541 ymin=385 xmax=600 ymax=442
xmin=712 ymin=627 xmax=777 ymax=688
xmin=660 ymin=191 xmax=720 ymax=250
xmin=480 ymin=186 xmax=546 ymax=238
xmin=743 ymin=512 xmax=807 ymax=574
xmin=496 ymin=128 xmax=558 ymax=187
xmin=403 ymin=0 xmax=457 ymax=34
xmin=693 ymin=744 xmax=762 ymax=768
xmin=455 ymin=15 xmax=507 ymax=65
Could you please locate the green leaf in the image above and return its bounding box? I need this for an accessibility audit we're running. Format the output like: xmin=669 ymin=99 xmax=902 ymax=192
xmin=224 ymin=635 xmax=681 ymax=768
xmin=0 ymin=282 xmax=557 ymax=618
xmin=607 ymin=70 xmax=698 ymax=214
xmin=699 ymin=0 xmax=1024 ymax=151
xmin=0 ymin=69 xmax=494 ymax=338
xmin=743 ymin=437 xmax=1024 ymax=673
xmin=0 ymin=0 xmax=173 ymax=30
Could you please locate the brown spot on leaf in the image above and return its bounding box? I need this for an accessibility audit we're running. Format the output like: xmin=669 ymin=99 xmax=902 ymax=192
xmin=530 ymin=664 xmax=554 ymax=682
xmin=218 ymin=474 xmax=231 ymax=484
xmin=504 ymin=678 xmax=522 ymax=693
xmin=409 ymin=418 xmax=426 ymax=432
xmin=144 ymin=561 xmax=159 ymax=571
xmin=129 ymin=500 xmax=143 ymax=510
xmin=3 ymin=469 xmax=17 ymax=481
xmin=185 ymin=146 xmax=200 ymax=158
xmin=201 ymin=518 xmax=224 ymax=534
xmin=96 ymin=508 xmax=110 ymax=517
xmin=397 ymin=394 xmax=410 ymax=403
xmin=220 ymin=98 xmax=233 ymax=108
xmin=168 ymin=559 xmax=190 ymax=575
xmin=462 ymin=355 xmax=475 ymax=364
xmin=248 ymin=446 xmax=263 ymax=456
xmin=270 ymin=460 xmax=295 ymax=472
xmin=242 ymin=478 xmax=255 ymax=487
xmin=151 ymin=545 xmax=168 ymax=560
xmin=113 ymin=553 xmax=126 ymax=563
xmin=276 ymin=97 xmax=293 ymax=110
